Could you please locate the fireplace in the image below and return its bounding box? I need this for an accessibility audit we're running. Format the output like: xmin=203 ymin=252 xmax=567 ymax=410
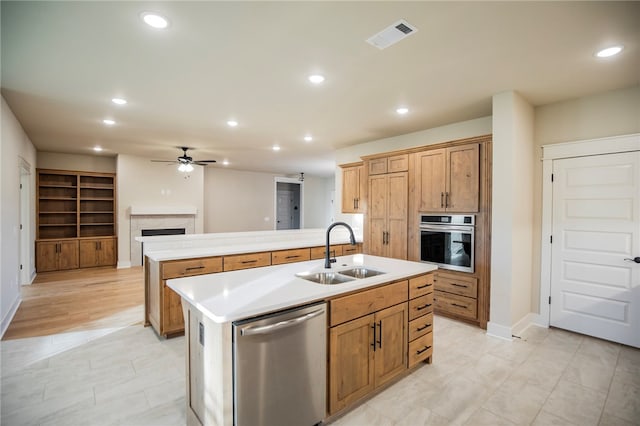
xmin=129 ymin=206 xmax=197 ymax=267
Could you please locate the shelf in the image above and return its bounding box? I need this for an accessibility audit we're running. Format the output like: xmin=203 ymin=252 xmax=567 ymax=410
xmin=80 ymin=223 xmax=114 ymax=226
xmin=39 ymin=184 xmax=77 ymax=189
xmin=80 ymin=211 xmax=113 ymax=214
xmin=80 ymin=198 xmax=114 ymax=201
xmin=39 ymin=224 xmax=77 ymax=227
xmin=40 ymin=211 xmax=77 ymax=214
xmin=80 ymin=185 xmax=114 ymax=189
xmin=40 ymin=197 xmax=78 ymax=200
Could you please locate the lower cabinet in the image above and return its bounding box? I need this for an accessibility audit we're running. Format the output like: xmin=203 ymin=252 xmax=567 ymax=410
xmin=36 ymin=240 xmax=79 ymax=272
xmin=79 ymin=237 xmax=116 ymax=268
xmin=434 ymin=271 xmax=478 ymax=321
xmin=328 ymin=281 xmax=408 ymax=414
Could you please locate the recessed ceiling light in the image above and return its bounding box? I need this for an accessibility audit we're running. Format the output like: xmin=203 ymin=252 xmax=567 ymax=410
xmin=272 ymin=145 xmax=281 ymax=151
xmin=141 ymin=12 xmax=169 ymax=29
xmin=227 ymin=120 xmax=238 ymax=127
xmin=222 ymin=160 xmax=230 ymax=166
xmin=595 ymin=45 xmax=624 ymax=58
xmin=304 ymin=135 xmax=313 ymax=142
xmin=102 ymin=119 xmax=115 ymax=125
xmin=308 ymin=74 xmax=325 ymax=84
xmin=93 ymin=146 xmax=103 ymax=152
xmin=111 ymin=98 xmax=127 ymax=105
xmin=396 ymin=107 xmax=409 ymax=115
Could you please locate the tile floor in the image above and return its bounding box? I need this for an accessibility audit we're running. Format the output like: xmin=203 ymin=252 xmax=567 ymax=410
xmin=2 ymin=314 xmax=639 ymax=425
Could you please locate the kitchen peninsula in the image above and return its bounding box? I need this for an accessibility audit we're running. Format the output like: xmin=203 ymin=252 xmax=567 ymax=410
xmin=168 ymin=253 xmax=437 ymax=426
xmin=140 ymin=229 xmax=364 ymax=337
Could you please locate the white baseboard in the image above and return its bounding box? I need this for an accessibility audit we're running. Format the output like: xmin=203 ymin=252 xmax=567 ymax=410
xmin=486 ymin=321 xmax=513 ymax=341
xmin=117 ymin=261 xmax=131 ymax=269
xmin=29 ymin=270 xmax=36 ymax=284
xmin=1 ymin=295 xmax=22 ymax=339
xmin=511 ymin=312 xmax=539 ymax=337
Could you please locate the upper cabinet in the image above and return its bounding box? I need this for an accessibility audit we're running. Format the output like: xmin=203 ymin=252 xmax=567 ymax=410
xmin=368 ymin=154 xmax=408 ymax=176
xmin=414 ymin=144 xmax=479 ymax=212
xmin=340 ymin=162 xmax=365 ymax=214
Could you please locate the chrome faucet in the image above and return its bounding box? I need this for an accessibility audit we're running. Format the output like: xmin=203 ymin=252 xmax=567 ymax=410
xmin=325 ymin=222 xmax=356 ymax=268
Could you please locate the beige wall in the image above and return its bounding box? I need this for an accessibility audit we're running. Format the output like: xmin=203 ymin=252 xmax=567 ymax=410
xmin=489 ymin=91 xmax=535 ymax=334
xmin=116 ymin=154 xmax=205 ymax=266
xmin=203 ymin=168 xmax=333 ymax=233
xmin=37 ymin=151 xmax=116 ymax=173
xmin=530 ymin=84 xmax=640 ymax=312
xmin=1 ymin=96 xmax=37 ymax=336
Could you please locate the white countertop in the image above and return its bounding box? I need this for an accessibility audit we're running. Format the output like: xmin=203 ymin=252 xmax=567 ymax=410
xmin=142 ymin=228 xmax=363 ymax=262
xmin=168 ymin=254 xmax=437 ymax=324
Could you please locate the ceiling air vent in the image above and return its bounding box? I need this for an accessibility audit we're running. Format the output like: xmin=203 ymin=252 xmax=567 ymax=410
xmin=366 ymin=19 xmax=418 ymax=50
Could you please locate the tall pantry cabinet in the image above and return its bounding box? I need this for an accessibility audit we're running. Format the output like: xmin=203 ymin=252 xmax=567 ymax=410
xmin=36 ymin=169 xmax=117 ymax=272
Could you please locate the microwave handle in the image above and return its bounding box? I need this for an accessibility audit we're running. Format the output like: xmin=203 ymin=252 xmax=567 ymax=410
xmin=420 ymin=225 xmax=474 ymax=232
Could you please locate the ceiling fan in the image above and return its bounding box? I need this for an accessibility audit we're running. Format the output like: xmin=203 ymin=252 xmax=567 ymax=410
xmin=151 ymin=146 xmax=216 ymax=172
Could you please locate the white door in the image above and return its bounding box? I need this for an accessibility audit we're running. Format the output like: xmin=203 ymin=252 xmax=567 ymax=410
xmin=550 ymin=151 xmax=640 ymax=348
xmin=276 ymin=190 xmax=294 ymax=230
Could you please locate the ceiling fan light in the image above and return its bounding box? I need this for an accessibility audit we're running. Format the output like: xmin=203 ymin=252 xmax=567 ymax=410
xmin=185 ymin=163 xmax=194 ymax=172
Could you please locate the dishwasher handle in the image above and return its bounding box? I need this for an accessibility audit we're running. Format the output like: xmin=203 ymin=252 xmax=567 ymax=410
xmin=240 ymin=308 xmax=325 ymax=336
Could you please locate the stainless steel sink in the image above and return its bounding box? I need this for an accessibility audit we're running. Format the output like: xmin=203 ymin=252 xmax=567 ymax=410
xmin=338 ymin=267 xmax=386 ymax=279
xmin=296 ymin=272 xmax=356 ymax=285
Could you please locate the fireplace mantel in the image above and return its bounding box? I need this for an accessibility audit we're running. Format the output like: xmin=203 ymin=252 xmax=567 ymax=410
xmin=129 ymin=205 xmax=197 ymax=215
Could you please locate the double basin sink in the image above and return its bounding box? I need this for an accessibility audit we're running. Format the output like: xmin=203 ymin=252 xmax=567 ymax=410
xmin=296 ymin=267 xmax=385 ymax=285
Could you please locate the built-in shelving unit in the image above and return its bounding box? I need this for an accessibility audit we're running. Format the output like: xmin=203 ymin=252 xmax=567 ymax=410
xmin=36 ymin=169 xmax=117 ymax=272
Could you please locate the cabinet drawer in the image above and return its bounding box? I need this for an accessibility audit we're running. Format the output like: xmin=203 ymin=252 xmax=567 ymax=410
xmin=408 ymin=332 xmax=433 ymax=368
xmin=434 ymin=290 xmax=477 ymax=320
xmin=435 ymin=272 xmax=477 ymax=298
xmin=310 ymin=245 xmax=343 ymax=260
xmin=162 ymin=257 xmax=223 ymax=279
xmin=408 ymin=312 xmax=433 ymax=342
xmin=223 ymin=252 xmax=271 ymax=271
xmin=409 ymin=273 xmax=434 ymax=299
xmin=408 ymin=292 xmax=434 ymax=321
xmin=330 ymin=280 xmax=408 ymax=327
xmin=342 ymin=243 xmax=362 ymax=255
xmin=271 ymin=248 xmax=310 ymax=265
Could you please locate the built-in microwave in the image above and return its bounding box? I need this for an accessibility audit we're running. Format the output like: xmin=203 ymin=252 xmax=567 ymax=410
xmin=419 ymin=214 xmax=475 ymax=273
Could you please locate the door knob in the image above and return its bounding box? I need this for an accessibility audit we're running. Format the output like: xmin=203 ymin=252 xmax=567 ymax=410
xmin=624 ymin=257 xmax=640 ymax=263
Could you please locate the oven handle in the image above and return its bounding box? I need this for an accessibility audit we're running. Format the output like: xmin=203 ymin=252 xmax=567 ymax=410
xmin=419 ymin=225 xmax=474 ymax=233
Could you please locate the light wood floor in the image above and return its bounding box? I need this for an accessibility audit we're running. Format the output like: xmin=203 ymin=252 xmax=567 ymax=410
xmin=2 ymin=266 xmax=145 ymax=340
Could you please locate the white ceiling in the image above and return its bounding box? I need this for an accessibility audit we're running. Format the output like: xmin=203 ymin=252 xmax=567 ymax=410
xmin=2 ymin=1 xmax=638 ymax=177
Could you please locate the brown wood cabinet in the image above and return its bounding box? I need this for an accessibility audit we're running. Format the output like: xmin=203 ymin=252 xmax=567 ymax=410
xmin=340 ymin=162 xmax=366 ymax=213
xmin=79 ymin=237 xmax=116 ymax=268
xmin=328 ymin=280 xmax=408 ymax=414
xmin=36 ymin=169 xmax=117 ymax=272
xmin=434 ymin=271 xmax=478 ymax=321
xmin=36 ymin=240 xmax=79 ymax=272
xmin=414 ymin=144 xmax=479 ymax=212
xmin=368 ymin=154 xmax=409 ymax=176
xmin=367 ymin=172 xmax=408 ymax=259
xmin=271 ymin=248 xmax=310 ymax=265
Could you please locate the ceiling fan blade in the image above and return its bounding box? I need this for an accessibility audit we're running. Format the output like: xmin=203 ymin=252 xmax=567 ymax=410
xmin=151 ymin=160 xmax=179 ymax=163
xmin=193 ymin=161 xmax=216 ymax=166
xmin=196 ymin=160 xmax=217 ymax=163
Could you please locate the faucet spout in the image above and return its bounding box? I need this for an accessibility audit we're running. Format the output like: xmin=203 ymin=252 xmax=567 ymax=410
xmin=325 ymin=222 xmax=356 ymax=269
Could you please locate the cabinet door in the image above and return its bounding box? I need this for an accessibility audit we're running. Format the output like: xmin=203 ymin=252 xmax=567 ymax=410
xmin=446 ymin=144 xmax=479 ymax=212
xmin=97 ymin=238 xmax=116 ymax=266
xmin=163 ymin=285 xmax=185 ymax=335
xmin=416 ymin=149 xmax=446 ymax=212
xmin=368 ymin=175 xmax=388 ymax=256
xmin=36 ymin=241 xmax=59 ymax=272
xmin=374 ymin=303 xmax=407 ymax=387
xmin=387 ymin=172 xmax=408 ymax=259
xmin=341 ymin=165 xmax=362 ymax=213
xmin=79 ymin=240 xmax=99 ymax=268
xmin=58 ymin=240 xmax=79 ymax=270
xmin=329 ymin=314 xmax=375 ymax=414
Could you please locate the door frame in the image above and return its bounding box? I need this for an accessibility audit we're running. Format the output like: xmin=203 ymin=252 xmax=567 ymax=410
xmin=273 ymin=177 xmax=304 ymax=230
xmin=539 ymin=133 xmax=640 ymax=326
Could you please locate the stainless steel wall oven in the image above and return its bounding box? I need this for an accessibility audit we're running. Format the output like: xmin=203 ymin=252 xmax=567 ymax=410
xmin=419 ymin=214 xmax=475 ymax=273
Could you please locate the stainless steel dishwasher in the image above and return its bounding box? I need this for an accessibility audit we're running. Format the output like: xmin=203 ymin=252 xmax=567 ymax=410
xmin=233 ymin=302 xmax=327 ymax=426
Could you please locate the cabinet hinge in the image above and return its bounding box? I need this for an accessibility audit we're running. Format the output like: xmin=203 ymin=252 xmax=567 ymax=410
xmin=199 ymin=322 xmax=205 ymax=346
xmin=20 ymin=183 xmax=22 ymax=189
xmin=550 ymin=235 xmax=553 ymax=244
xmin=19 ymin=224 xmax=23 ymax=230
xmin=551 ymin=173 xmax=554 ymax=182
xmin=19 ymin=264 xmax=23 ymax=270
xmin=549 ymin=296 xmax=551 ymax=305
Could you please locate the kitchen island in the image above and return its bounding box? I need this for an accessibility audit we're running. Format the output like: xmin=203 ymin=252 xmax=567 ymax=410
xmin=141 ymin=228 xmax=363 ymax=337
xmin=168 ymin=253 xmax=437 ymax=426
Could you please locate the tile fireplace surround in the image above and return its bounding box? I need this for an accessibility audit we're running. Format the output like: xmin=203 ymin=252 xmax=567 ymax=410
xmin=129 ymin=206 xmax=196 ymax=267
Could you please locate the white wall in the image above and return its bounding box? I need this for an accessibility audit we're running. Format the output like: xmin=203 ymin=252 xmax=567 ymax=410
xmin=489 ymin=91 xmax=535 ymax=338
xmin=530 ymin=85 xmax=640 ymax=312
xmin=37 ymin=151 xmax=116 ymax=173
xmin=1 ymin=96 xmax=37 ymax=337
xmin=116 ymin=154 xmax=204 ymax=267
xmin=203 ymin=168 xmax=334 ymax=233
